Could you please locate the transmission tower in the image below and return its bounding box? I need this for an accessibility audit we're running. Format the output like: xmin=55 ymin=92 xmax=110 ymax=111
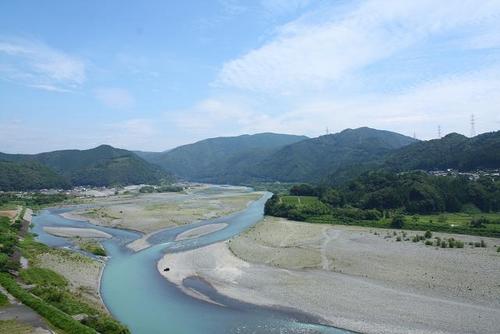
xmin=470 ymin=114 xmax=476 ymax=137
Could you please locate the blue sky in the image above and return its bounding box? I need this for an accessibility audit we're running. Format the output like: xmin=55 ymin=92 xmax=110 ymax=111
xmin=1 ymin=0 xmax=500 ymax=153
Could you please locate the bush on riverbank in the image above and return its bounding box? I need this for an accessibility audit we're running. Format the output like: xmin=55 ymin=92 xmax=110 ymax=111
xmin=0 ymin=273 xmax=96 ymax=334
xmin=79 ymin=241 xmax=107 ymax=256
xmin=20 ymin=268 xmax=68 ymax=287
xmin=0 ymin=290 xmax=8 ymax=307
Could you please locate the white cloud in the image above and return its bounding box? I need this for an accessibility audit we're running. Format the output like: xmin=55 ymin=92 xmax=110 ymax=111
xmin=217 ymin=0 xmax=500 ymax=94
xmin=234 ymin=66 xmax=500 ymax=139
xmin=103 ymin=119 xmax=157 ymax=148
xmin=94 ymin=88 xmax=136 ymax=109
xmin=0 ymin=37 xmax=86 ymax=91
xmin=174 ymin=98 xmax=254 ymax=135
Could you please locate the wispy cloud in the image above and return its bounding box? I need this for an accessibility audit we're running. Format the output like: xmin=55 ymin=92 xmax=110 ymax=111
xmin=217 ymin=0 xmax=500 ymax=94
xmin=94 ymin=88 xmax=136 ymax=109
xmin=233 ymin=65 xmax=500 ymax=139
xmin=0 ymin=37 xmax=86 ymax=91
xmin=174 ymin=98 xmax=253 ymax=135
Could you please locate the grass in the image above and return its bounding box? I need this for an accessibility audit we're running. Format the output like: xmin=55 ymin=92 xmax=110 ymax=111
xmin=19 ymin=268 xmax=68 ymax=288
xmin=0 ymin=274 xmax=96 ymax=334
xmin=0 ymin=320 xmax=33 ymax=334
xmin=79 ymin=241 xmax=107 ymax=256
xmin=281 ymin=195 xmax=323 ymax=206
xmin=0 ymin=290 xmax=8 ymax=307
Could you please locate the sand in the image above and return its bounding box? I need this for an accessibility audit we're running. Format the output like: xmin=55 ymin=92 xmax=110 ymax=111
xmin=65 ymin=187 xmax=263 ymax=234
xmin=36 ymin=249 xmax=106 ymax=310
xmin=175 ymin=223 xmax=228 ymax=241
xmin=0 ymin=209 xmax=18 ymax=220
xmin=159 ymin=217 xmax=500 ymax=334
xmin=43 ymin=227 xmax=112 ymax=239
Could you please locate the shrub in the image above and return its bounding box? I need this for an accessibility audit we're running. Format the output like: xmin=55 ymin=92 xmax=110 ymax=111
xmin=480 ymin=240 xmax=487 ymax=248
xmin=412 ymin=235 xmax=419 ymax=242
xmin=139 ymin=186 xmax=155 ymax=193
xmin=0 ymin=274 xmax=95 ymax=334
xmin=424 ymin=240 xmax=433 ymax=246
xmin=455 ymin=240 xmax=464 ymax=248
xmin=470 ymin=217 xmax=489 ymax=228
xmin=440 ymin=240 xmax=447 ymax=248
xmin=20 ymin=268 xmax=68 ymax=287
xmin=82 ymin=315 xmax=130 ymax=334
xmin=390 ymin=215 xmax=405 ymax=229
xmin=0 ymin=290 xmax=8 ymax=307
xmin=474 ymin=241 xmax=481 ymax=247
xmin=396 ymin=236 xmax=402 ymax=242
xmin=424 ymin=230 xmax=432 ymax=239
xmin=497 ymin=246 xmax=500 ymax=252
xmin=448 ymin=239 xmax=455 ymax=248
xmin=80 ymin=242 xmax=106 ymax=257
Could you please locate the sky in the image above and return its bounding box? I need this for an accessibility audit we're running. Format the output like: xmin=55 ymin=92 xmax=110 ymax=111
xmin=1 ymin=0 xmax=500 ymax=154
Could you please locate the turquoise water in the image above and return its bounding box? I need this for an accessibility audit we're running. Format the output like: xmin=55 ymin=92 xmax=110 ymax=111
xmin=32 ymin=188 xmax=351 ymax=334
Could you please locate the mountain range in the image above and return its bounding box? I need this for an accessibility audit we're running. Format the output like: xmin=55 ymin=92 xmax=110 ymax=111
xmin=1 ymin=127 xmax=499 ymax=191
xmin=0 ymin=145 xmax=171 ymax=190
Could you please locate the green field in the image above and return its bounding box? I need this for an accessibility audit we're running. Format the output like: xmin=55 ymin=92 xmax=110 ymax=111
xmin=281 ymin=195 xmax=323 ymax=205
xmin=308 ymin=213 xmax=500 ymax=237
xmin=273 ymin=195 xmax=500 ymax=238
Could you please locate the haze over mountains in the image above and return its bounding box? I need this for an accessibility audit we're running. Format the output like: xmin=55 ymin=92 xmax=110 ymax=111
xmin=1 ymin=127 xmax=499 ymax=191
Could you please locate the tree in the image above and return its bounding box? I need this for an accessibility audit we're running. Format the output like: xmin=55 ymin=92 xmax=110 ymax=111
xmin=320 ymin=188 xmax=343 ymax=207
xmin=390 ymin=215 xmax=405 ymax=229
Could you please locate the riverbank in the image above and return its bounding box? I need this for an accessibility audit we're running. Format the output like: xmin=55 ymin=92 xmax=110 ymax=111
xmin=159 ymin=217 xmax=500 ymax=334
xmin=175 ymin=223 xmax=228 ymax=241
xmin=35 ymin=248 xmax=106 ymax=311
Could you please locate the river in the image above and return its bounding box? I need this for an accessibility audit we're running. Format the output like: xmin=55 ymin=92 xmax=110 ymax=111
xmin=32 ymin=187 xmax=350 ymax=334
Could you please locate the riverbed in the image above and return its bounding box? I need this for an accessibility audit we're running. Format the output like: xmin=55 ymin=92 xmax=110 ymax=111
xmin=32 ymin=187 xmax=350 ymax=334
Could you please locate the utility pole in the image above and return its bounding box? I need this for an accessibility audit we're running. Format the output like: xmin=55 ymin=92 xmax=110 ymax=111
xmin=438 ymin=125 xmax=442 ymax=139
xmin=413 ymin=131 xmax=416 ymax=140
xmin=325 ymin=127 xmax=329 ymax=135
xmin=470 ymin=114 xmax=476 ymax=137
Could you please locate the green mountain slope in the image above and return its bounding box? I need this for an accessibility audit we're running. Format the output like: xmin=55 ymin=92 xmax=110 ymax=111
xmin=144 ymin=133 xmax=308 ymax=182
xmin=0 ymin=161 xmax=70 ymax=191
xmin=0 ymin=145 xmax=171 ymax=188
xmin=253 ymin=127 xmax=418 ymax=183
xmin=384 ymin=131 xmax=500 ymax=171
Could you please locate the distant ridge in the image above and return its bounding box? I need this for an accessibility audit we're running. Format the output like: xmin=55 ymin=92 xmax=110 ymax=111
xmin=250 ymin=127 xmax=418 ymax=183
xmin=138 ymin=128 xmax=417 ymax=184
xmin=139 ymin=133 xmax=309 ymax=182
xmin=0 ymin=145 xmax=171 ymax=190
xmin=383 ymin=130 xmax=500 ymax=172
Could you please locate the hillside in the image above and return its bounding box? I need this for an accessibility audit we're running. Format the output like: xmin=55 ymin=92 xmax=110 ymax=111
xmin=0 ymin=145 xmax=171 ymax=189
xmin=384 ymin=131 xmax=500 ymax=171
xmin=252 ymin=127 xmax=418 ymax=183
xmin=141 ymin=133 xmax=308 ymax=183
xmin=0 ymin=161 xmax=70 ymax=191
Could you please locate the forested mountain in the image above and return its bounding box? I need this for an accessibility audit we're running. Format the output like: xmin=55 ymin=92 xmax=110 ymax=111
xmin=139 ymin=128 xmax=416 ymax=184
xmin=3 ymin=129 xmax=498 ymax=191
xmin=0 ymin=145 xmax=171 ymax=190
xmin=383 ymin=131 xmax=500 ymax=172
xmin=0 ymin=161 xmax=70 ymax=191
xmin=252 ymin=127 xmax=417 ymax=183
xmin=140 ymin=133 xmax=308 ymax=183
